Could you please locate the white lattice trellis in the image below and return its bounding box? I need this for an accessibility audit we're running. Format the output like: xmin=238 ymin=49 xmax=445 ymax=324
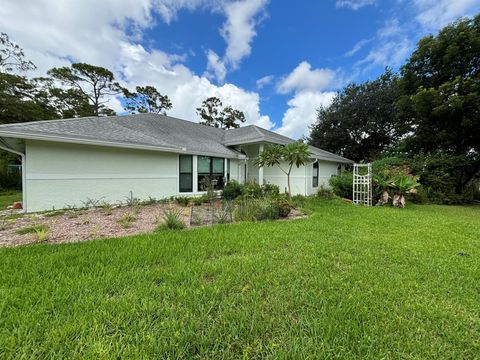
xmin=353 ymin=163 xmax=372 ymax=207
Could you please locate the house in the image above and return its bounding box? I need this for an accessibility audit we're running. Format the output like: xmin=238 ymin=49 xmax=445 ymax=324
xmin=0 ymin=114 xmax=352 ymax=212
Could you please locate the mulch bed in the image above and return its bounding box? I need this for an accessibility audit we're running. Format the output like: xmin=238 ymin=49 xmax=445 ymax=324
xmin=0 ymin=201 xmax=304 ymax=247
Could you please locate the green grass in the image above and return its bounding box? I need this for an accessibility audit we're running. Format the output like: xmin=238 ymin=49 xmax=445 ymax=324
xmin=0 ymin=190 xmax=21 ymax=209
xmin=0 ymin=199 xmax=479 ymax=359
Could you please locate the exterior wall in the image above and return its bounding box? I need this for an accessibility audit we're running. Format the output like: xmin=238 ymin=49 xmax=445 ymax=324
xmin=238 ymin=142 xmax=344 ymax=196
xmin=25 ymin=140 xmax=180 ymax=212
xmin=24 ymin=139 xmax=344 ymax=211
xmin=263 ymin=160 xmax=309 ymax=195
xmin=229 ymin=159 xmax=243 ymax=183
xmin=241 ymin=144 xmax=260 ymax=183
xmin=318 ymin=160 xmax=339 ymax=188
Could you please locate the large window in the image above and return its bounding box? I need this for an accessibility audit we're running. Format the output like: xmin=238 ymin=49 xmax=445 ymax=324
xmin=179 ymin=155 xmax=193 ymax=192
xmin=313 ymin=162 xmax=319 ymax=188
xmin=198 ymin=156 xmax=225 ymax=191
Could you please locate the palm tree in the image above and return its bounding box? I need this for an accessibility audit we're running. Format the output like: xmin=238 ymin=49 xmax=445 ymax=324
xmin=255 ymin=141 xmax=312 ymax=196
xmin=390 ymin=175 xmax=420 ymax=208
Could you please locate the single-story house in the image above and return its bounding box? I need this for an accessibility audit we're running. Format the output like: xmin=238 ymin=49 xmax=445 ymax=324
xmin=0 ymin=114 xmax=352 ymax=212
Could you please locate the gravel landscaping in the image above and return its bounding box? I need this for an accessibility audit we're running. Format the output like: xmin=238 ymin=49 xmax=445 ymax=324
xmin=0 ymin=200 xmax=303 ymax=247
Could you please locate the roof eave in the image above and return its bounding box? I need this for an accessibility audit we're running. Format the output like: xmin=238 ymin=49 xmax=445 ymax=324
xmin=0 ymin=131 xmax=246 ymax=159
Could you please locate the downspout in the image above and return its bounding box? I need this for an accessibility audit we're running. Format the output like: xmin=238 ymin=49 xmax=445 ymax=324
xmin=0 ymin=142 xmax=27 ymax=213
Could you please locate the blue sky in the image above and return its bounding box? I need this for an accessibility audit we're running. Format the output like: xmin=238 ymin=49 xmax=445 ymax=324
xmin=2 ymin=0 xmax=479 ymax=137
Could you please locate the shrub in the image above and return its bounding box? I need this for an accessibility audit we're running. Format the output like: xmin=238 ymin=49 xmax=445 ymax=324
xmin=374 ymin=155 xmax=480 ymax=205
xmin=16 ymin=224 xmax=48 ymax=235
xmin=124 ymin=191 xmax=140 ymax=207
xmin=141 ymin=196 xmax=159 ymax=205
xmin=43 ymin=210 xmax=66 ymax=217
xmin=290 ymin=195 xmax=307 ymax=208
xmin=317 ymin=185 xmax=334 ymax=199
xmin=233 ymin=198 xmax=280 ymax=222
xmin=242 ymin=182 xmax=263 ymax=198
xmin=0 ymin=171 xmax=21 ymax=191
xmin=156 ymin=209 xmax=186 ymax=231
xmin=99 ymin=202 xmax=113 ymax=215
xmin=117 ymin=212 xmax=136 ymax=228
xmin=329 ymin=172 xmax=353 ymax=199
xmin=263 ymin=183 xmax=280 ymax=197
xmin=255 ymin=199 xmax=280 ymax=220
xmin=275 ymin=199 xmax=292 ymax=217
xmin=222 ymin=180 xmax=244 ymax=200
xmin=35 ymin=227 xmax=48 ymax=242
xmin=214 ymin=202 xmax=234 ymax=224
xmin=191 ymin=194 xmax=209 ymax=206
xmin=175 ymin=196 xmax=191 ymax=207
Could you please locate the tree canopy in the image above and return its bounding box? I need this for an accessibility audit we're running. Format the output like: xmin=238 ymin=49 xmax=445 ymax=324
xmin=196 ymin=97 xmax=246 ymax=129
xmin=123 ymin=86 xmax=172 ymax=115
xmin=47 ymin=63 xmax=122 ymax=117
xmin=397 ymin=14 xmax=480 ymax=157
xmin=0 ymin=33 xmax=36 ymax=72
xmin=309 ymin=69 xmax=401 ymax=162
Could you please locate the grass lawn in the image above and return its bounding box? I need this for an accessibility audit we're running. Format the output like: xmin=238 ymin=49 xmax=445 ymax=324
xmin=0 ymin=190 xmax=21 ymax=210
xmin=0 ymin=199 xmax=479 ymax=358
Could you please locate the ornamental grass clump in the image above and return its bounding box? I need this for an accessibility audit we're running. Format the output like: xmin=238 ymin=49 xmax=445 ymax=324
xmin=156 ymin=209 xmax=186 ymax=231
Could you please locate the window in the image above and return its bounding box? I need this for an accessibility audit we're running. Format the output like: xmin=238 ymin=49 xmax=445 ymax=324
xmin=337 ymin=164 xmax=342 ymax=175
xmin=198 ymin=156 xmax=225 ymax=191
xmin=179 ymin=155 xmax=193 ymax=192
xmin=313 ymin=162 xmax=319 ymax=188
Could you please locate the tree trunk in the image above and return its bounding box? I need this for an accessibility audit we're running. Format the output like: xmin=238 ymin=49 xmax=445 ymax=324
xmin=392 ymin=194 xmax=405 ymax=208
xmin=376 ymin=190 xmax=389 ymax=206
xmin=287 ymin=174 xmax=291 ymax=198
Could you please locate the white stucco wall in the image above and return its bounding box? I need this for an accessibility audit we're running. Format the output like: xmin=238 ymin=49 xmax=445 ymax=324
xmin=240 ymin=142 xmax=343 ymax=196
xmin=24 ymin=139 xmax=343 ymax=211
xmin=25 ymin=140 xmax=181 ymax=212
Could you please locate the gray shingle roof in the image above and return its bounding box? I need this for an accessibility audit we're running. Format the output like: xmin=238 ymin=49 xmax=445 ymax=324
xmin=225 ymin=125 xmax=352 ymax=163
xmin=0 ymin=114 xmax=352 ymax=162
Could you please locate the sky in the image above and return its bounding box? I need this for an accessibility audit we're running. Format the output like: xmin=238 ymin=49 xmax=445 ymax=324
xmin=1 ymin=0 xmax=479 ymax=138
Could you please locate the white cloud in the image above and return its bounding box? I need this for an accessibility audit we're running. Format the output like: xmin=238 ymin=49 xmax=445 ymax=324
xmin=206 ymin=0 xmax=268 ymax=82
xmin=277 ymin=91 xmax=336 ymax=139
xmin=413 ymin=0 xmax=479 ymax=29
xmin=221 ymin=0 xmax=268 ymax=69
xmin=354 ymin=18 xmax=411 ymax=72
xmin=205 ymin=50 xmax=227 ymax=83
xmin=277 ymin=61 xmax=337 ymax=94
xmin=336 ymin=0 xmax=376 ymax=10
xmin=0 ymin=0 xmax=272 ymax=129
xmin=345 ymin=38 xmax=371 ymax=57
xmin=256 ymin=74 xmax=274 ymax=89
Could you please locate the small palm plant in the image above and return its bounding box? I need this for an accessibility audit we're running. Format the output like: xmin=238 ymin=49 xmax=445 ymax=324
xmin=390 ymin=175 xmax=420 ymax=208
xmin=255 ymin=141 xmax=311 ymax=197
xmin=373 ymin=170 xmax=392 ymax=206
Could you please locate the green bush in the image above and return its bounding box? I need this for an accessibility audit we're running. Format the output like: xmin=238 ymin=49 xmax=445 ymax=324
xmin=191 ymin=194 xmax=209 ymax=206
xmin=239 ymin=182 xmax=281 ymax=199
xmin=0 ymin=171 xmax=21 ymax=191
xmin=16 ymin=224 xmax=48 ymax=235
xmin=156 ymin=209 xmax=186 ymax=231
xmin=263 ymin=183 xmax=280 ymax=197
xmin=241 ymin=182 xmax=263 ymax=198
xmin=222 ymin=180 xmax=244 ymax=200
xmin=275 ymin=199 xmax=292 ymax=217
xmin=373 ymin=155 xmax=480 ymax=204
xmin=233 ymin=198 xmax=280 ymax=222
xmin=329 ymin=172 xmax=353 ymax=199
xmin=175 ymin=196 xmax=191 ymax=207
xmin=317 ymin=185 xmax=334 ymax=199
xmin=290 ymin=195 xmax=307 ymax=208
